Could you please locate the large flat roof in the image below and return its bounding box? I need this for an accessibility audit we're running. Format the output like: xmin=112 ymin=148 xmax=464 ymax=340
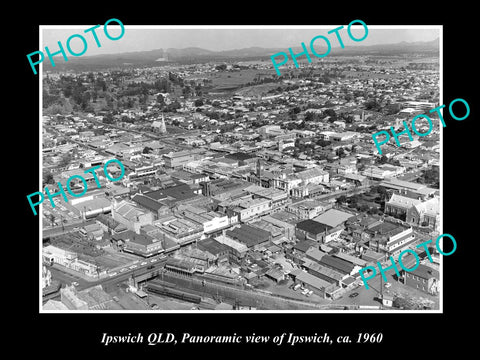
xmin=313 ymin=209 xmax=355 ymax=228
xmin=290 ymin=269 xmax=332 ymax=290
xmin=226 ymin=224 xmax=270 ymax=248
xmin=296 ymin=219 xmax=332 ymax=235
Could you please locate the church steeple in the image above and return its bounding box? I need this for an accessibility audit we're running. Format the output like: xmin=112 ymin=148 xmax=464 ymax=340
xmin=159 ymin=113 xmax=167 ymax=134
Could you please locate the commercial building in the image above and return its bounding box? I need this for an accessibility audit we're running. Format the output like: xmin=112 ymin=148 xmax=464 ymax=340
xmin=219 ymin=195 xmax=272 ymax=222
xmin=43 ymin=245 xmax=77 ymax=267
xmin=289 ymin=269 xmax=335 ymax=298
xmin=214 ymin=234 xmax=248 ymax=264
xmin=196 ymin=237 xmax=230 ymax=264
xmin=285 ymin=200 xmax=333 ymax=220
xmin=301 ymin=259 xmax=345 ymax=285
xmin=295 ymin=219 xmax=343 ymax=244
xmin=131 ymin=193 xmax=171 ymax=220
xmin=313 ymin=209 xmax=356 ymax=228
xmin=111 ymin=199 xmax=154 ymax=233
xmin=178 ymin=205 xmax=231 ymax=236
xmin=402 ymin=263 xmax=440 ymax=295
xmin=366 ymin=221 xmax=416 ymax=257
xmin=319 ymin=254 xmax=356 ymax=276
xmin=154 ymin=215 xmax=204 ymax=247
xmin=225 ymin=224 xmax=271 ymax=251
xmin=163 ymin=150 xmax=201 ymax=169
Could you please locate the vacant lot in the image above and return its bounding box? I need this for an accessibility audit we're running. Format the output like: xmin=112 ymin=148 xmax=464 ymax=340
xmin=207 ymin=69 xmax=271 ymax=92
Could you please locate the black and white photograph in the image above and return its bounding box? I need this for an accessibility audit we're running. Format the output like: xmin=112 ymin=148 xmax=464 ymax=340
xmin=15 ymin=5 xmax=476 ymax=356
xmin=38 ymin=24 xmax=443 ymax=313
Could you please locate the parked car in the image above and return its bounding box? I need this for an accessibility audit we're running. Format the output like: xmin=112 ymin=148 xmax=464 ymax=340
xmin=385 ymin=283 xmax=392 ymax=288
xmin=349 ymin=292 xmax=359 ymax=298
xmin=141 ymin=261 xmax=147 ymax=266
xmin=109 ymin=272 xmax=118 ymax=277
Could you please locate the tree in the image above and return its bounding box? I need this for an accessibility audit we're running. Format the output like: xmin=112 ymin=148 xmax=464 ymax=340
xmin=43 ymin=172 xmax=54 ymax=185
xmin=420 ymin=167 xmax=439 ymax=187
xmin=378 ymin=155 xmax=388 ymax=164
xmin=365 ymin=99 xmax=382 ymax=111
xmin=290 ymin=106 xmax=301 ymax=115
xmin=142 ymin=146 xmax=153 ymax=154
xmin=194 ymin=98 xmax=204 ymax=107
xmin=103 ymin=112 xmax=114 ymax=124
xmin=59 ymin=153 xmax=72 ymax=168
xmin=337 ymin=195 xmax=348 ymax=204
xmin=323 ymin=108 xmax=337 ymax=120
xmin=343 ymin=114 xmax=354 ymax=124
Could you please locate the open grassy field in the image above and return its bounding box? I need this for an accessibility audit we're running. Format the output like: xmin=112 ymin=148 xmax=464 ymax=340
xmin=207 ymin=69 xmax=271 ymax=92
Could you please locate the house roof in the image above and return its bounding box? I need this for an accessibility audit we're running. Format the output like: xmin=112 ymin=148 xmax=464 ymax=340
xmin=387 ymin=193 xmax=422 ymax=209
xmin=410 ymin=263 xmax=439 ymax=279
xmin=225 ymin=224 xmax=270 ymax=248
xmin=290 ymin=269 xmax=332 ymax=290
xmin=305 ymin=248 xmax=327 ymax=262
xmin=293 ymin=240 xmax=316 ymax=253
xmin=132 ymin=193 xmax=164 ymax=212
xmin=319 ymin=255 xmax=355 ymax=274
xmin=145 ymin=184 xmax=196 ymax=201
xmin=115 ymin=201 xmax=145 ymax=221
xmin=197 ymin=238 xmax=230 ymax=256
xmin=313 ymin=209 xmax=355 ymax=228
xmin=413 ymin=197 xmax=439 ymax=216
xmin=296 ymin=219 xmax=332 ymax=235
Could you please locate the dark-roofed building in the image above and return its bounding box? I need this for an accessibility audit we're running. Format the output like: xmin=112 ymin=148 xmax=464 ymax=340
xmin=131 ymin=193 xmax=170 ymax=219
xmin=292 ymin=239 xmax=317 ymax=255
xmin=144 ymin=183 xmax=197 ymax=202
xmin=319 ymin=254 xmax=356 ymax=275
xmin=301 ymin=259 xmax=345 ymax=285
xmin=296 ymin=219 xmax=331 ymax=240
xmin=111 ymin=230 xmax=164 ymax=257
xmin=95 ymin=213 xmax=127 ymax=235
xmin=171 ymin=170 xmax=209 ymax=185
xmin=295 ymin=219 xmax=343 ymax=243
xmin=366 ymin=220 xmax=416 ymax=257
xmin=225 ymin=224 xmax=271 ymax=251
xmin=164 ymin=257 xmax=200 ymax=276
xmin=289 ymin=268 xmax=334 ymax=298
xmin=225 ymin=152 xmax=257 ymax=164
xmin=265 ymin=268 xmax=285 ymax=283
xmin=402 ymin=263 xmax=439 ymax=295
xmin=197 ymin=238 xmax=230 ymax=264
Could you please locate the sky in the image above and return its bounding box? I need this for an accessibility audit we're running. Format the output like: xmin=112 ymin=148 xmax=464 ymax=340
xmin=40 ymin=25 xmax=441 ymax=57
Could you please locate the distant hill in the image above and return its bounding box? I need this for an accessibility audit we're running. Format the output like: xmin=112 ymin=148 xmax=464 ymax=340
xmin=43 ymin=38 xmax=439 ymax=72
